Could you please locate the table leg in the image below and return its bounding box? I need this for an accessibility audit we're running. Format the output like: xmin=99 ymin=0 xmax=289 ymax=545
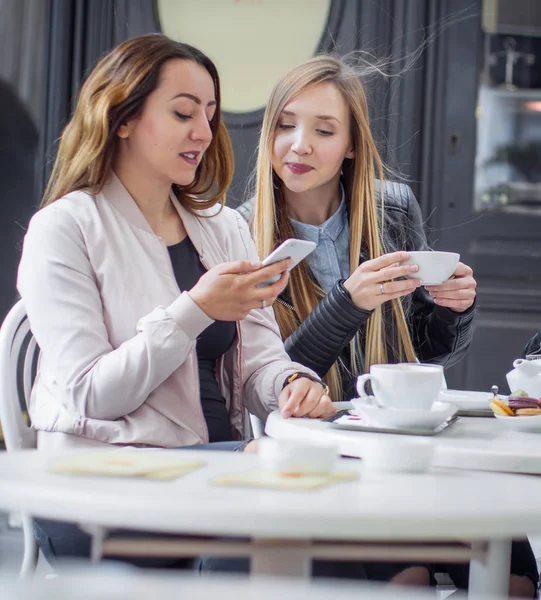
xmin=250 ymin=539 xmax=311 ymax=578
xmin=468 ymin=539 xmax=511 ymax=598
xmin=88 ymin=526 xmax=106 ymax=563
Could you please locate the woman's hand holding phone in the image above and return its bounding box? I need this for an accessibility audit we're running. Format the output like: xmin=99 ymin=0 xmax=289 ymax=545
xmin=189 ymin=239 xmax=315 ymax=321
xmin=189 ymin=258 xmax=292 ymax=321
xmin=343 ymin=251 xmax=421 ymax=311
xmin=256 ymin=238 xmax=316 ymax=287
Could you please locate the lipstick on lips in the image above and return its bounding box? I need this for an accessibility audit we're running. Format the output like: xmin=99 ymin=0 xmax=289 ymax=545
xmin=287 ymin=162 xmax=313 ymax=175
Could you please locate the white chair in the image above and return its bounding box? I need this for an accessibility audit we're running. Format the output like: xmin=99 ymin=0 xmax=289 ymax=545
xmin=249 ymin=413 xmax=265 ymax=439
xmin=0 ymin=299 xmax=39 ymax=577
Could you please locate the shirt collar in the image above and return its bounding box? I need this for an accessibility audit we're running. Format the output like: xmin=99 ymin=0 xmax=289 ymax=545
xmin=289 ymin=183 xmax=347 ymax=242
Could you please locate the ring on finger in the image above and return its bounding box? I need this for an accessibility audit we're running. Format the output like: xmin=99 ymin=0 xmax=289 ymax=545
xmin=380 ymin=282 xmax=386 ymax=295
xmin=261 ymin=299 xmax=267 ymax=309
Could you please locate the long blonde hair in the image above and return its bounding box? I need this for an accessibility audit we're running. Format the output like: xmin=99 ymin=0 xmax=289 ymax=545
xmin=253 ymin=55 xmax=417 ymax=399
xmin=41 ymin=33 xmax=233 ymax=210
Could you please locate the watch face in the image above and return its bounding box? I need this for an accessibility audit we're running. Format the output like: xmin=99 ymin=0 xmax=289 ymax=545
xmin=156 ymin=0 xmax=332 ymax=113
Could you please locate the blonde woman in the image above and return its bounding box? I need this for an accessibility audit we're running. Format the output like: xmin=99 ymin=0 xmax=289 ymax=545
xmin=239 ymin=55 xmax=477 ymax=403
xmin=17 ymin=34 xmax=333 ymax=564
xmin=237 ymin=55 xmax=536 ymax=596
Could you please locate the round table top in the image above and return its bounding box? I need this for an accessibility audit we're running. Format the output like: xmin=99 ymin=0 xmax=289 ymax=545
xmin=266 ymin=402 xmax=541 ymax=475
xmin=2 ymin=448 xmax=541 ymax=541
xmin=0 ymin=568 xmax=442 ymax=600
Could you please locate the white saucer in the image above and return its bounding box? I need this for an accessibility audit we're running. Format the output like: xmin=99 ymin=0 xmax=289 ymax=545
xmin=438 ymin=389 xmax=493 ymax=411
xmin=350 ymin=399 xmax=456 ymax=430
xmin=494 ymin=414 xmax=541 ymax=433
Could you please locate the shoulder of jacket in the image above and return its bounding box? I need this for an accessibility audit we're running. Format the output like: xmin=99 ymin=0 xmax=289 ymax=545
xmin=375 ymin=180 xmax=413 ymax=214
xmin=29 ymin=190 xmax=97 ymax=232
xmin=236 ymin=197 xmax=256 ymax=223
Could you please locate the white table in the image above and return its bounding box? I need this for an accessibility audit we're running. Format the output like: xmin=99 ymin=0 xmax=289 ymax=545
xmin=0 ymin=568 xmax=456 ymax=600
xmin=2 ymin=450 xmax=541 ymax=597
xmin=266 ymin=402 xmax=541 ymax=475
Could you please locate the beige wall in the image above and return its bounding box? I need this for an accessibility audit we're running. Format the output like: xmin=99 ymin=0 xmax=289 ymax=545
xmin=157 ymin=0 xmax=331 ymax=113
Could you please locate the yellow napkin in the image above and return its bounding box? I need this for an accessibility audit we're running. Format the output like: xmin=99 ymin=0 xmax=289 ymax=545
xmin=212 ymin=469 xmax=359 ymax=490
xmin=50 ymin=449 xmax=205 ymax=481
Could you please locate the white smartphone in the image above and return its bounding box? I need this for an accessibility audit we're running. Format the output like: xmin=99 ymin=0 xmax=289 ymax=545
xmin=256 ymin=238 xmax=317 ymax=288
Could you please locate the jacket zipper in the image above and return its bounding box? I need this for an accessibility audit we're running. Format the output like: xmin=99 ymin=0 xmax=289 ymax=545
xmin=276 ymin=297 xmax=295 ymax=313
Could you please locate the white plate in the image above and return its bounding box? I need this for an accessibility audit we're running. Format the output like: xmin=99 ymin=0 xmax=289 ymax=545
xmin=494 ymin=414 xmax=541 ymax=433
xmin=350 ymin=399 xmax=456 ymax=430
xmin=438 ymin=389 xmax=492 ymax=411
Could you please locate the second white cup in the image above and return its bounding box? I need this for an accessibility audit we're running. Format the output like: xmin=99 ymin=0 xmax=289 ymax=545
xmin=356 ymin=363 xmax=444 ymax=411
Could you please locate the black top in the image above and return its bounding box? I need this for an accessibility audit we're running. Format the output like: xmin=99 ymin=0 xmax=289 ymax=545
xmin=167 ymin=236 xmax=237 ymax=442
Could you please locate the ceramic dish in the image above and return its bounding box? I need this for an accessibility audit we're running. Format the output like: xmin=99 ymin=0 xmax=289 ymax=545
xmin=350 ymin=399 xmax=456 ymax=430
xmin=438 ymin=389 xmax=493 ymax=411
xmin=494 ymin=414 xmax=541 ymax=433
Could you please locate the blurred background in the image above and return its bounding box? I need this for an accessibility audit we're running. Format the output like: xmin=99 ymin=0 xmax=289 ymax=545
xmin=1 ymin=0 xmax=540 ymax=392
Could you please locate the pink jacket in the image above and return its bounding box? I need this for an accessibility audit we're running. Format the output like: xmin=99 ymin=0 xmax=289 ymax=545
xmin=17 ymin=174 xmax=315 ymax=450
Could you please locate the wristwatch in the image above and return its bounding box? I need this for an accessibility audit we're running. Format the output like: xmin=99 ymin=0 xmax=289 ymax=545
xmin=282 ymin=372 xmax=330 ymax=396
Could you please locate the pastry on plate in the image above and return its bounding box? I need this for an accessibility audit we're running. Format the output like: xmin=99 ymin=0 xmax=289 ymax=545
xmin=489 ymin=398 xmax=514 ymax=417
xmin=516 ymin=408 xmax=541 ymax=417
xmin=508 ymin=396 xmax=540 ymax=410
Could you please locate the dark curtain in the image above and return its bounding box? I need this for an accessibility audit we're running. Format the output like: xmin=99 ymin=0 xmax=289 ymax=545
xmin=42 ymin=0 xmax=118 ymax=188
xmin=0 ymin=81 xmax=39 ymax=321
xmin=41 ymin=0 xmax=437 ymax=205
xmin=0 ymin=0 xmax=46 ymax=321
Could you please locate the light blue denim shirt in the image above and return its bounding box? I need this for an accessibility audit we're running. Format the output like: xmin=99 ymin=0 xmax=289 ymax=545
xmin=289 ymin=186 xmax=350 ymax=292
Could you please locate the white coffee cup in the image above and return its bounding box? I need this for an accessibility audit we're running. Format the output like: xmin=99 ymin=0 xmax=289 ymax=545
xmin=356 ymin=363 xmax=444 ymax=411
xmin=361 ymin=437 xmax=434 ymax=474
xmin=403 ymin=251 xmax=460 ymax=286
xmin=257 ymin=438 xmax=338 ymax=475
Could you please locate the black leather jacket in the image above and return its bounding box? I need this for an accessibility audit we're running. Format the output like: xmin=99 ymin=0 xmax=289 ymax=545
xmin=237 ymin=182 xmax=476 ymax=400
xmin=523 ymin=332 xmax=541 ymax=358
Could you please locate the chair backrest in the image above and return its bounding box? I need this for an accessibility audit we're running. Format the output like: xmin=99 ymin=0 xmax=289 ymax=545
xmin=0 ymin=300 xmax=38 ymax=451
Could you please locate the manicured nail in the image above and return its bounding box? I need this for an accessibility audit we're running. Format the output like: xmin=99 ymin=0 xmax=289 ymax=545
xmin=409 ymin=265 xmax=419 ymax=273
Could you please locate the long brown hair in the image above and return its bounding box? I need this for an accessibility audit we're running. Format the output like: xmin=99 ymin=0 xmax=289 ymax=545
xmin=41 ymin=33 xmax=233 ymax=210
xmin=253 ymin=55 xmax=417 ymax=399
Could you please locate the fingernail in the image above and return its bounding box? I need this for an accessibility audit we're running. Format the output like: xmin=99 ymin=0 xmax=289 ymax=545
xmin=251 ymin=260 xmax=262 ymax=268
xmin=409 ymin=265 xmax=419 ymax=273
xmin=282 ymin=410 xmax=291 ymax=419
xmin=287 ymin=259 xmax=294 ymax=269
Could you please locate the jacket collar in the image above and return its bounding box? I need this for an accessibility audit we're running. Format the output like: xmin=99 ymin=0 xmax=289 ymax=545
xmin=101 ymin=171 xmax=205 ymax=259
xmin=289 ymin=183 xmax=347 ymax=243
